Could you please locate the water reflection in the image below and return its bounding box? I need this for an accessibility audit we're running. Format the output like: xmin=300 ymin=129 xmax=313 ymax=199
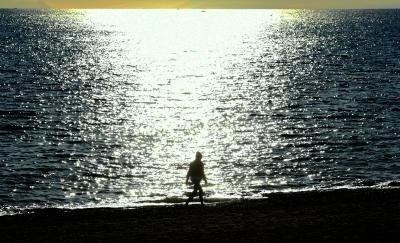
xmin=1 ymin=9 xmax=399 ymax=211
xmin=75 ymin=10 xmax=283 ymax=203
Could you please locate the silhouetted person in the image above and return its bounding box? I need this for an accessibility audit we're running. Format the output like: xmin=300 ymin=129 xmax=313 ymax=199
xmin=185 ymin=152 xmax=207 ymax=205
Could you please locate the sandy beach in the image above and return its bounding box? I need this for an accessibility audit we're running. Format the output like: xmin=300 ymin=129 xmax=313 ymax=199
xmin=0 ymin=188 xmax=399 ymax=242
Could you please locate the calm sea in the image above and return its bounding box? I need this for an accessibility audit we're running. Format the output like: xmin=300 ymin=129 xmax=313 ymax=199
xmin=0 ymin=9 xmax=399 ymax=214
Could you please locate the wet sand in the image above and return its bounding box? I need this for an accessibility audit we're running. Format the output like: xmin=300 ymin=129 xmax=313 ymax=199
xmin=1 ymin=188 xmax=399 ymax=242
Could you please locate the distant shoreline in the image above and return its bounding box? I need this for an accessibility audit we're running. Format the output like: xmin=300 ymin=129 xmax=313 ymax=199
xmin=0 ymin=8 xmax=400 ymax=10
xmin=1 ymin=188 xmax=398 ymax=242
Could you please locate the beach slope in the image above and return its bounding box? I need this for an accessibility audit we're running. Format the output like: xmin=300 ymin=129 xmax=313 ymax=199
xmin=1 ymin=188 xmax=399 ymax=242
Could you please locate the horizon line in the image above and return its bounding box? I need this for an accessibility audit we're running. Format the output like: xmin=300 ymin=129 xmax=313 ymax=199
xmin=1 ymin=7 xmax=400 ymax=10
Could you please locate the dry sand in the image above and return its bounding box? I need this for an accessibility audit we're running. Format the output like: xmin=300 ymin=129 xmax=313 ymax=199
xmin=0 ymin=188 xmax=399 ymax=242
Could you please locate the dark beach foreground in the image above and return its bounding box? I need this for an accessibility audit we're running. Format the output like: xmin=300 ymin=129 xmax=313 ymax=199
xmin=1 ymin=188 xmax=399 ymax=242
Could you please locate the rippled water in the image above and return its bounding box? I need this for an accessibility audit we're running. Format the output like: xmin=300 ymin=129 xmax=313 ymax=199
xmin=0 ymin=9 xmax=399 ymax=213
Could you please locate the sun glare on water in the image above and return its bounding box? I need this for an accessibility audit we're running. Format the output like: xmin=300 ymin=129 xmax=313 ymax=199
xmin=58 ymin=10 xmax=289 ymax=205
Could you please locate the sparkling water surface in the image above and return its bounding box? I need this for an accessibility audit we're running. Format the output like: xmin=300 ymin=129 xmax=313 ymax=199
xmin=0 ymin=9 xmax=399 ymax=213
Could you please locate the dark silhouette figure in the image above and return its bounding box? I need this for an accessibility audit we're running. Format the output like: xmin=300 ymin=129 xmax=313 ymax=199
xmin=185 ymin=152 xmax=207 ymax=205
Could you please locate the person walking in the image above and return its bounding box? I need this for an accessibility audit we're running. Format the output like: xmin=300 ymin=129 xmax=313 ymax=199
xmin=185 ymin=152 xmax=207 ymax=205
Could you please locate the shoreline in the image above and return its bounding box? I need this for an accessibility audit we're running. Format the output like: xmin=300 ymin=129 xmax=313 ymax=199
xmin=1 ymin=188 xmax=399 ymax=242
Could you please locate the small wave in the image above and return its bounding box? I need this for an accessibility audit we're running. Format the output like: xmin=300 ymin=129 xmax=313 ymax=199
xmin=0 ymin=110 xmax=36 ymax=118
xmin=374 ymin=181 xmax=400 ymax=188
xmin=354 ymin=179 xmax=377 ymax=187
xmin=280 ymin=133 xmax=304 ymax=138
xmin=135 ymin=196 xmax=239 ymax=205
xmin=0 ymin=124 xmax=26 ymax=132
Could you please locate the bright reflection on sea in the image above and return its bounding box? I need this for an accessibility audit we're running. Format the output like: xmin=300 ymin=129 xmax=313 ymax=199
xmin=73 ymin=10 xmax=285 ymax=205
xmin=1 ymin=9 xmax=399 ymax=212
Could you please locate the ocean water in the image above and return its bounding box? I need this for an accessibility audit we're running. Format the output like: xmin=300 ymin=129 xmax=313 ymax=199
xmin=0 ymin=9 xmax=399 ymax=214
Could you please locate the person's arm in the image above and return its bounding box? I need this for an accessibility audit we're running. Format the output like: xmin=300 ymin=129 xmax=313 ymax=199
xmin=186 ymin=166 xmax=191 ymax=184
xmin=202 ymin=164 xmax=208 ymax=185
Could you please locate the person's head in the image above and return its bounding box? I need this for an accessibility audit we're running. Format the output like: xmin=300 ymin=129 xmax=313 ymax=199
xmin=195 ymin=152 xmax=202 ymax=161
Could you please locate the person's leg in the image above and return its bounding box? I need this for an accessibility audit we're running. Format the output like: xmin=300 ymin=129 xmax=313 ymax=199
xmin=186 ymin=184 xmax=199 ymax=205
xmin=186 ymin=191 xmax=193 ymax=205
xmin=198 ymin=185 xmax=204 ymax=205
xmin=193 ymin=183 xmax=199 ymax=199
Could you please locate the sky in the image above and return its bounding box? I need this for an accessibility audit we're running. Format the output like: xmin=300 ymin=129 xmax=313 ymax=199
xmin=1 ymin=0 xmax=400 ymax=9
